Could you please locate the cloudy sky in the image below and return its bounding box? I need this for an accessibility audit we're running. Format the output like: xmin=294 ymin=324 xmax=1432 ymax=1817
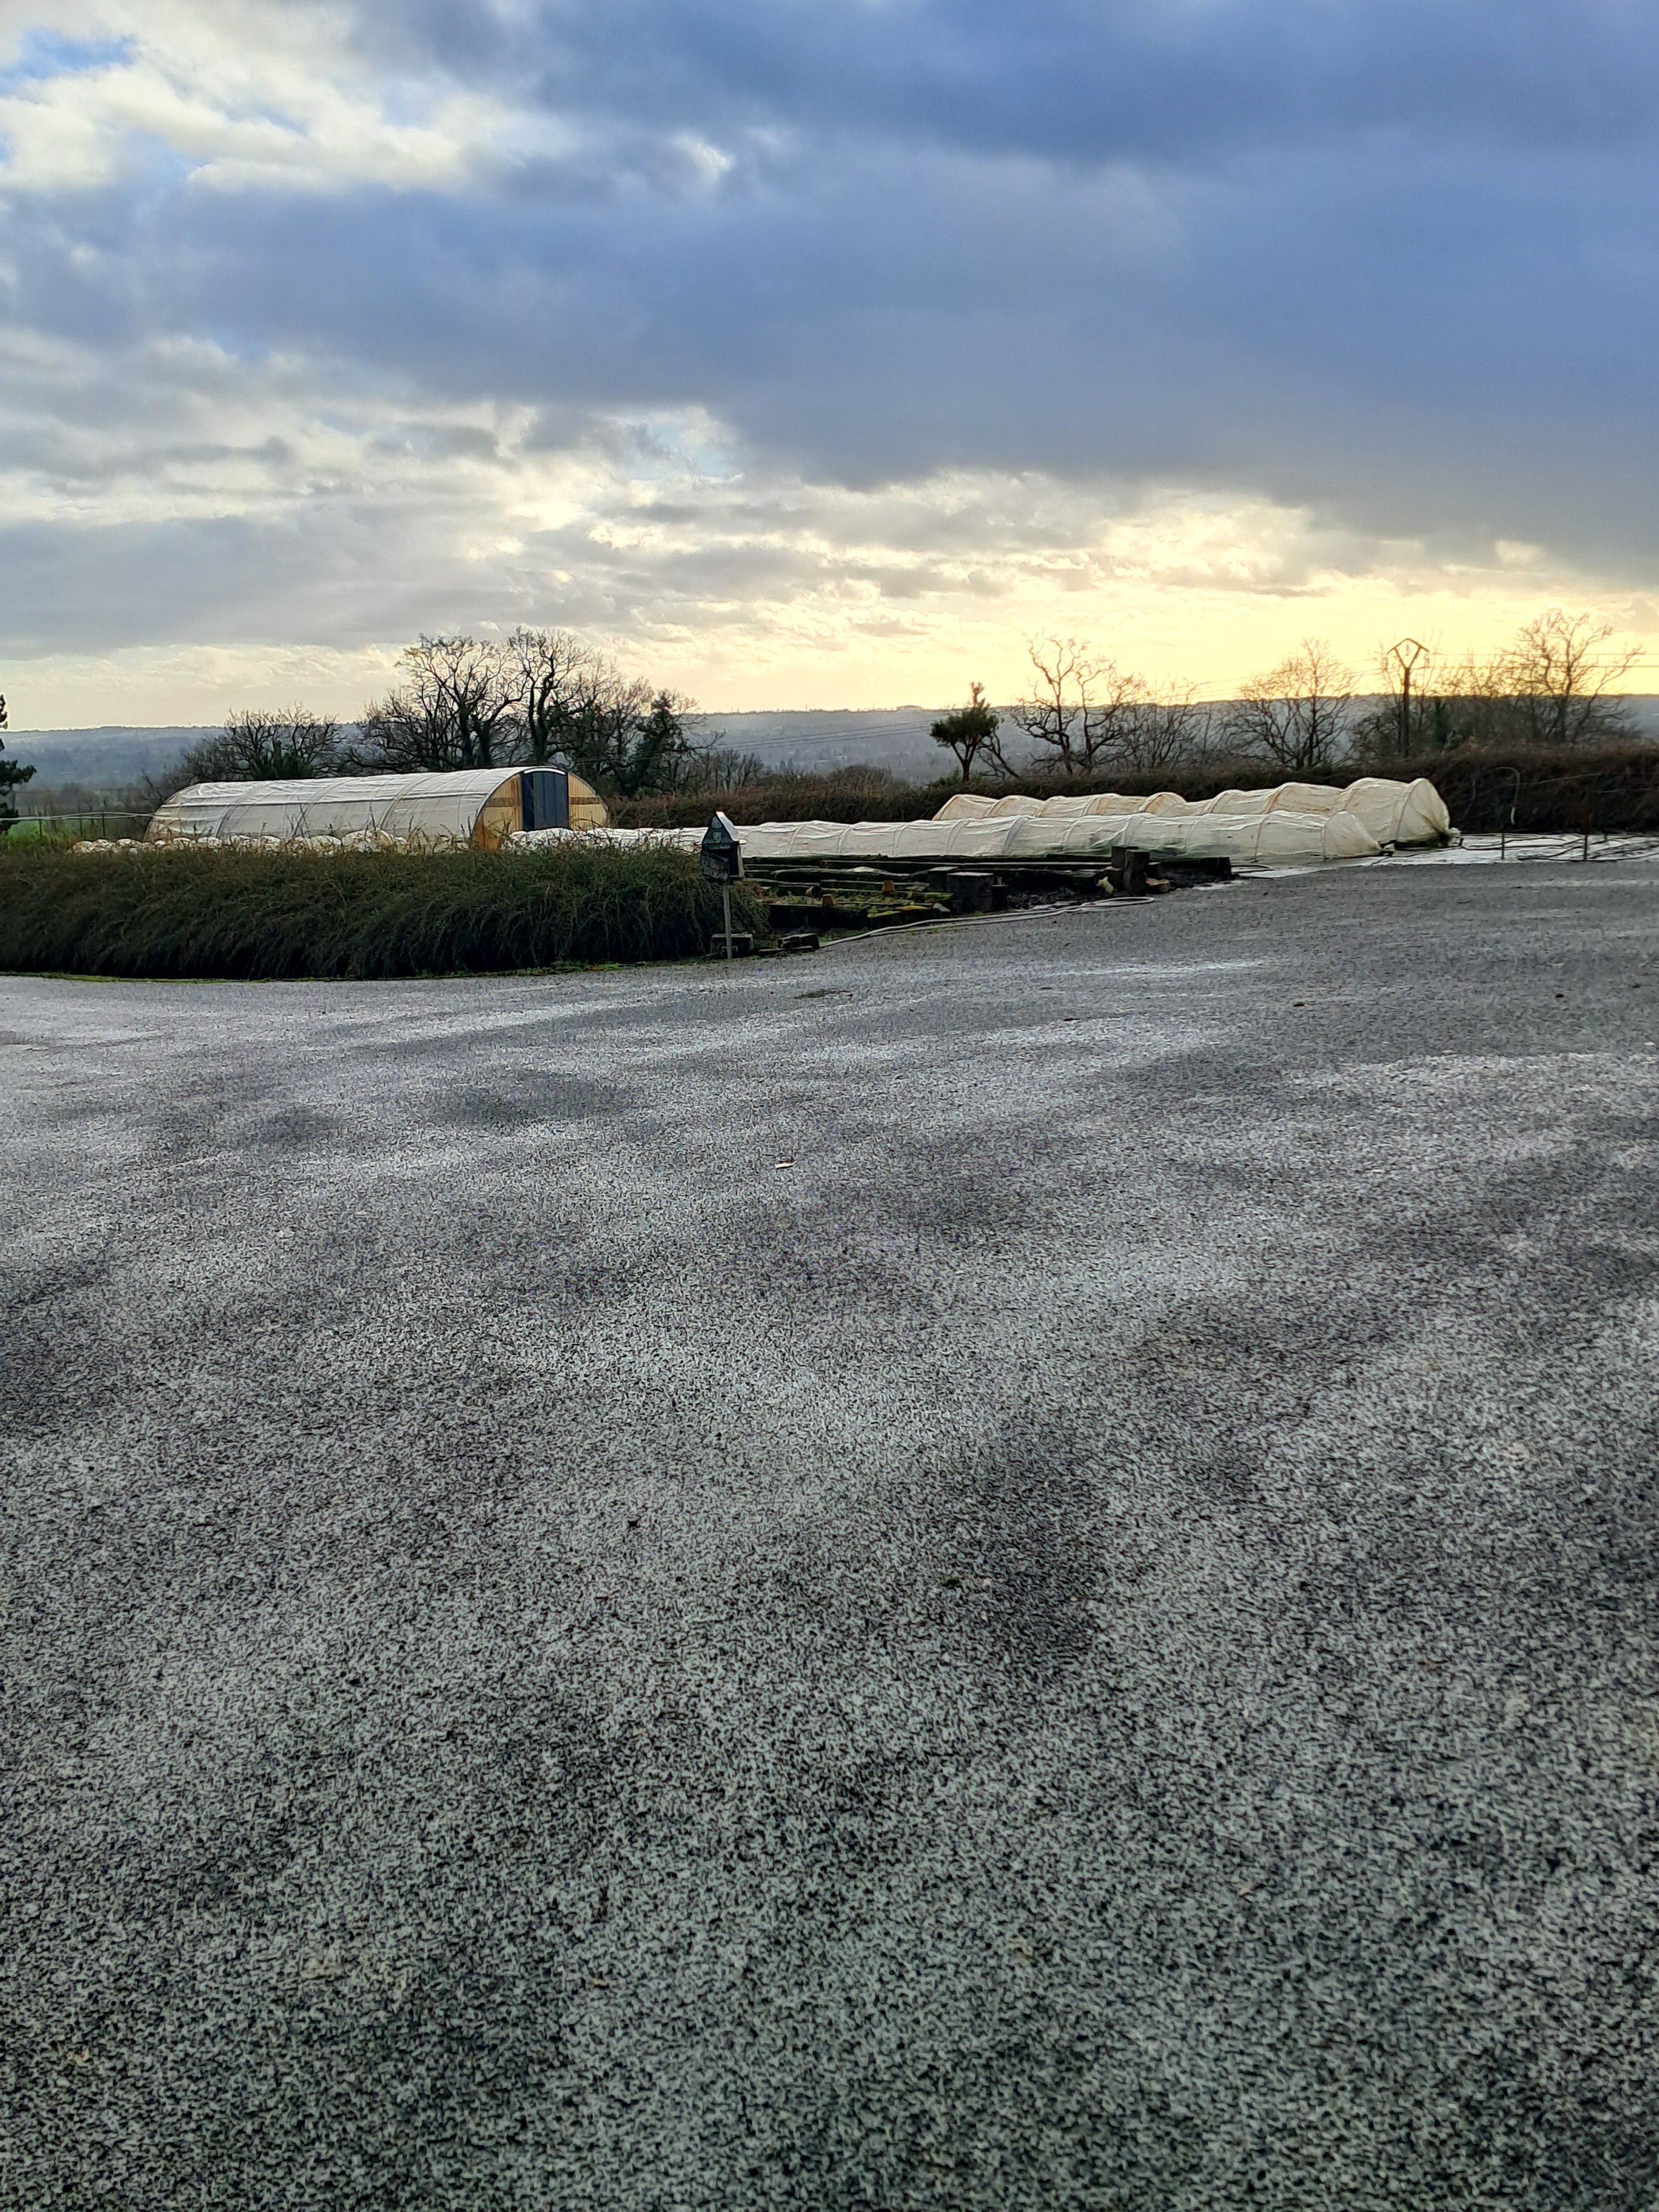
xmin=3 ymin=0 xmax=1657 ymax=723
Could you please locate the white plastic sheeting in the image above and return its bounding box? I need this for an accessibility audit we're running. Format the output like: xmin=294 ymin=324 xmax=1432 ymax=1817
xmin=512 ymin=808 xmax=1381 ymax=865
xmin=934 ymin=774 xmax=1450 ymax=846
xmin=506 ymin=771 xmax=1449 ymax=870
xmin=935 ymin=794 xmax=1020 ymax=820
xmin=724 ymin=812 xmax=1381 ymax=865
xmin=1335 ymin=777 xmax=1451 ymax=847
xmin=147 ymin=768 xmax=607 ymax=847
xmin=1001 ymin=809 xmax=1381 ymax=865
xmin=1194 ymin=782 xmax=1344 ymax=818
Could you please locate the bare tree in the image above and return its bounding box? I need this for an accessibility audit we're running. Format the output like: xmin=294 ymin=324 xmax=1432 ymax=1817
xmin=552 ymin=655 xmax=655 ymax=793
xmin=1011 ymin=640 xmax=1163 ymax=777
xmin=350 ymin=697 xmax=441 ymax=775
xmin=1499 ymin=609 xmax=1640 ymax=747
xmin=930 ymin=681 xmax=1002 ymax=781
xmin=510 ymin=627 xmax=593 ymax=766
xmin=1226 ymin=640 xmax=1354 ymax=777
xmin=1392 ymin=609 xmax=1642 ymax=753
xmin=1009 ymin=639 xmax=1098 ymax=776
xmin=350 ymin=636 xmax=521 ymax=772
xmin=178 ymin=706 xmax=342 ymax=785
xmin=342 ymin=626 xmax=717 ymax=795
xmin=544 ymin=660 xmax=716 ymax=798
xmin=1422 ymin=642 xmax=1516 ymax=751
xmin=677 ymin=745 xmax=769 ymax=793
xmin=1113 ymin=686 xmax=1216 ymax=779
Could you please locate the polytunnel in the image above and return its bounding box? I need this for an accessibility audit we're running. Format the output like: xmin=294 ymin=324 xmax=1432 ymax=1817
xmin=513 ymin=808 xmax=1381 ymax=866
xmin=147 ymin=766 xmax=607 ymax=847
xmin=932 ymin=775 xmax=1450 ymax=849
xmin=657 ymin=809 xmax=1383 ymax=866
xmin=508 ymin=773 xmax=1453 ymax=870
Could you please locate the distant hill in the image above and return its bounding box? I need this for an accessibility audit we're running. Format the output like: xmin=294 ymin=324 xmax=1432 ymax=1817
xmin=7 ymin=727 xmax=214 ymax=791
xmin=696 ymin=709 xmax=950 ymax=779
xmin=8 ymin=713 xmax=955 ymax=790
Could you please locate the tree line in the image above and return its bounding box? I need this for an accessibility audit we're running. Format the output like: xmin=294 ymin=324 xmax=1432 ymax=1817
xmin=153 ymin=605 xmax=1659 ymax=801
xmin=5 ymin=603 xmax=1644 ymax=828
xmin=170 ymin=631 xmax=761 ymax=800
xmin=931 ymin=609 xmax=1647 ymax=782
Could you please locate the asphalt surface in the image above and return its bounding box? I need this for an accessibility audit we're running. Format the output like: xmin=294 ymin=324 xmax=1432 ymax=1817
xmin=3 ymin=865 xmax=1657 ymax=2210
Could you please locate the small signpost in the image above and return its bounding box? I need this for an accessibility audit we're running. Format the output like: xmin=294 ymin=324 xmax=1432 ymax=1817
xmin=700 ymin=811 xmax=742 ymax=960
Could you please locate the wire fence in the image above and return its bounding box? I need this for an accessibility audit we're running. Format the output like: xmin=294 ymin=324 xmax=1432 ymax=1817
xmin=3 ymin=809 xmax=153 ymax=841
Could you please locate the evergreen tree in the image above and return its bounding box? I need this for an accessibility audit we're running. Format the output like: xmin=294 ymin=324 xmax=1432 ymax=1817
xmin=0 ymin=694 xmax=34 ymax=827
xmin=930 ymin=681 xmax=1002 ymax=781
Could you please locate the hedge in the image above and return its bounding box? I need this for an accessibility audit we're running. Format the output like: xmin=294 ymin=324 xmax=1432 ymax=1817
xmin=0 ymin=841 xmax=764 ymax=980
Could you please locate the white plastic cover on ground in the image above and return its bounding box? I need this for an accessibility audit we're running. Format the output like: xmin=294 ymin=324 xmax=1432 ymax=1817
xmin=509 ymin=774 xmax=1451 ymax=867
xmin=997 ymin=809 xmax=1379 ymax=864
xmin=937 ymin=789 xmax=1160 ymax=821
xmin=1338 ymin=777 xmax=1451 ymax=846
xmin=1257 ymin=811 xmax=1382 ymax=863
xmin=1195 ymin=782 xmax=1343 ymax=818
xmin=720 ymin=818 xmax=1032 ymax=861
xmin=148 ymin=770 xmax=525 ymax=846
xmin=934 ymin=774 xmax=1450 ymax=846
xmin=511 ymin=776 xmax=1446 ymax=861
xmin=512 ymin=808 xmax=1381 ymax=865
xmin=1379 ymin=832 xmax=1659 ymax=867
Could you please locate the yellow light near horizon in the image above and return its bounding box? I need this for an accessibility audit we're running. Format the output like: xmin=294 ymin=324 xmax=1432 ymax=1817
xmin=9 ymin=556 xmax=1656 ymax=727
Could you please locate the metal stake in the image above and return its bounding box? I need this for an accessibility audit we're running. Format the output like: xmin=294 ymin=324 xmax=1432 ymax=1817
xmin=723 ymin=882 xmax=734 ymax=960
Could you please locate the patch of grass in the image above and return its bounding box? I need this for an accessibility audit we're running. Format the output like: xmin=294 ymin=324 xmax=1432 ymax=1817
xmin=3 ymin=816 xmax=106 ymax=847
xmin=0 ymin=841 xmax=767 ymax=981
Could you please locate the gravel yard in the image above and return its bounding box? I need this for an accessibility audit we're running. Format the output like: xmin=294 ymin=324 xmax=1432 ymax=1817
xmin=3 ymin=864 xmax=1656 ymax=2209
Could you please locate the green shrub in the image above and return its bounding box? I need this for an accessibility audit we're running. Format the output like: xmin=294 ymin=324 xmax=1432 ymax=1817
xmin=0 ymin=841 xmax=765 ymax=981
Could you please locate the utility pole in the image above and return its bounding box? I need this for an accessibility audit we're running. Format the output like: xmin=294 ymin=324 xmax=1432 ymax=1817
xmin=1386 ymin=639 xmax=1430 ymax=761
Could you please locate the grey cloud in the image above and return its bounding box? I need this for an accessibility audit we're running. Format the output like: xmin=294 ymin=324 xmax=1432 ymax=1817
xmin=0 ymin=478 xmax=903 ymax=657
xmin=0 ymin=509 xmax=460 ymax=653
xmin=80 ymin=131 xmax=1643 ymax=562
xmin=4 ymin=0 xmax=1659 ymax=668
xmin=353 ymin=0 xmax=1659 ymax=162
